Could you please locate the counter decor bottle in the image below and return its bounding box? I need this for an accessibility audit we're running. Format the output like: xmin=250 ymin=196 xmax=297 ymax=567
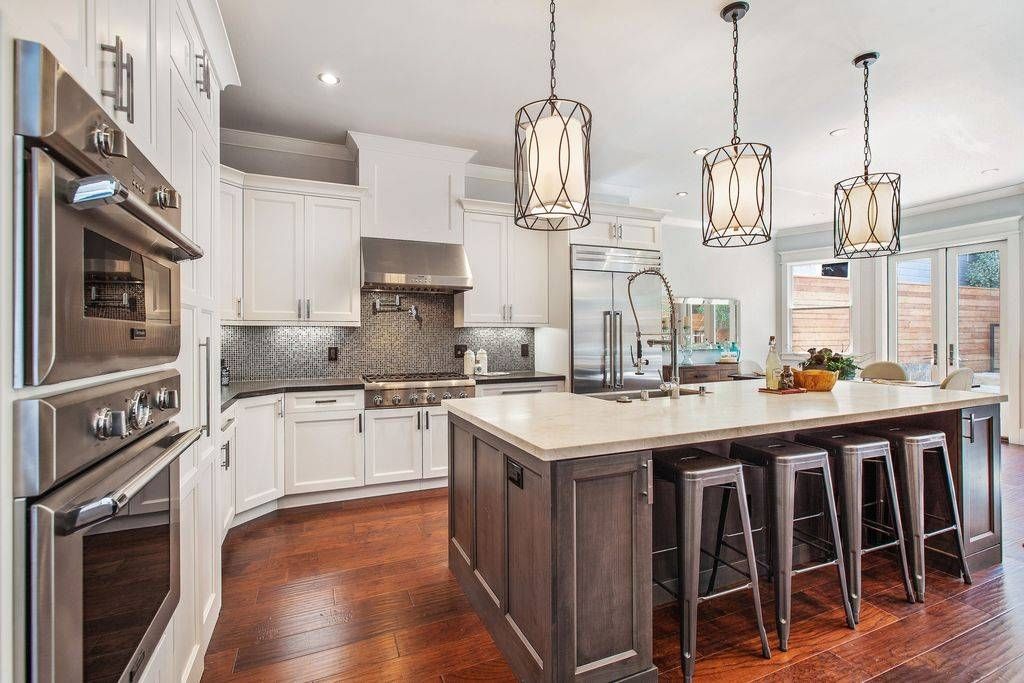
xmin=476 ymin=349 xmax=488 ymax=374
xmin=464 ymin=349 xmax=476 ymax=376
xmin=765 ymin=336 xmax=782 ymax=390
xmin=220 ymin=358 xmax=231 ymax=386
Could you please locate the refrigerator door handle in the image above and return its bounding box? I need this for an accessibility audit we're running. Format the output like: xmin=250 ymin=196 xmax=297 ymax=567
xmin=615 ymin=311 xmax=624 ymax=388
xmin=602 ymin=310 xmax=612 ymax=388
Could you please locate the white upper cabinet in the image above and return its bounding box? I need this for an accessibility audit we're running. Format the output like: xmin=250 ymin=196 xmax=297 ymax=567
xmin=303 ymin=195 xmax=361 ymax=324
xmin=242 ymin=189 xmax=305 ymax=321
xmin=456 ymin=201 xmax=549 ymax=327
xmin=218 ymin=177 xmax=244 ymax=320
xmin=347 ymin=132 xmax=475 ymax=244
xmin=569 ymin=209 xmax=665 ymax=251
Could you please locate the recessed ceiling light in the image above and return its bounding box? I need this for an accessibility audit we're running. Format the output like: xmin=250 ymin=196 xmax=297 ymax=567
xmin=828 ymin=128 xmax=848 ymax=137
xmin=981 ymin=168 xmax=1000 ymax=175
xmin=317 ymin=72 xmax=341 ymax=86
xmin=692 ymin=147 xmax=709 ymax=156
xmin=675 ymin=191 xmax=688 ymax=198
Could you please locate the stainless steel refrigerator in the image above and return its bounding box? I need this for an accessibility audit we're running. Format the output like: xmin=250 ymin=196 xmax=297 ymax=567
xmin=571 ymin=245 xmax=666 ymax=394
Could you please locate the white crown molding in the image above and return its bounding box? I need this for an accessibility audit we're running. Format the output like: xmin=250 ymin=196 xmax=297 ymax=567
xmin=221 ymin=128 xmax=355 ymax=161
xmin=458 ymin=198 xmax=513 ymax=215
xmin=219 ymin=164 xmax=245 ymax=186
xmin=190 ymin=0 xmax=240 ymax=86
xmin=661 ymin=215 xmax=703 ymax=229
xmin=218 ymin=164 xmax=367 ymax=198
xmin=465 ymin=163 xmax=512 ymax=182
xmin=345 ymin=131 xmax=476 ymax=164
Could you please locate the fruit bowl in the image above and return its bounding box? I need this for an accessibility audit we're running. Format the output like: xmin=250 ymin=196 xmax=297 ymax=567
xmin=792 ymin=369 xmax=839 ymax=392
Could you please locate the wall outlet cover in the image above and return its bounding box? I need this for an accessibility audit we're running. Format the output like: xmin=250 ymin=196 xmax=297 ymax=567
xmin=521 ymin=343 xmax=530 ymax=358
xmin=454 ymin=344 xmax=468 ymax=358
xmin=327 ymin=346 xmax=339 ymax=362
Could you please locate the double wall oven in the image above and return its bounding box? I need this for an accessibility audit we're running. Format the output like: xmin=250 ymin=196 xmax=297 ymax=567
xmin=13 ymin=41 xmax=204 ymax=682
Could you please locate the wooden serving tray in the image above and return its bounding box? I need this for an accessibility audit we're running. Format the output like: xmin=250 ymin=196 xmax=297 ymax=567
xmin=758 ymin=387 xmax=808 ymax=395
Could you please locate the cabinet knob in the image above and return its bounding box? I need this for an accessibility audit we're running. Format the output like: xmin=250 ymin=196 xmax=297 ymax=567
xmin=391 ymin=395 xmax=402 ymax=405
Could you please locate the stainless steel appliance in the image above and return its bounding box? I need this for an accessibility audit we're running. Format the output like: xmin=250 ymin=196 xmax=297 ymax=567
xmin=363 ymin=372 xmax=476 ymax=409
xmin=361 ymin=237 xmax=473 ymax=293
xmin=571 ymin=245 xmax=666 ymax=394
xmin=14 ymin=40 xmax=203 ymax=387
xmin=14 ymin=370 xmax=202 ymax=682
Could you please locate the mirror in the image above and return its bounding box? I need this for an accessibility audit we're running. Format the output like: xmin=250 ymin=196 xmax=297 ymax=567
xmin=663 ymin=297 xmax=740 ymax=348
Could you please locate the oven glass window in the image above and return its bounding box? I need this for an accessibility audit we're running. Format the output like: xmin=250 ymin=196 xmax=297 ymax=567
xmin=81 ymin=467 xmax=170 ymax=681
xmin=83 ymin=229 xmax=171 ymax=323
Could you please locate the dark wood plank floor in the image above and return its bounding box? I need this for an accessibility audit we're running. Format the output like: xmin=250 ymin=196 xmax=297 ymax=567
xmin=203 ymin=443 xmax=1024 ymax=682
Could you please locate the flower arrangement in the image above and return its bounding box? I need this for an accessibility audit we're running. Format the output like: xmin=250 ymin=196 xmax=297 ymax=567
xmin=801 ymin=348 xmax=861 ymax=381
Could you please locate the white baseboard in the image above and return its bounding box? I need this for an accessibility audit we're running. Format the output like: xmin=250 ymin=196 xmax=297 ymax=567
xmin=230 ymin=477 xmax=448 ymax=528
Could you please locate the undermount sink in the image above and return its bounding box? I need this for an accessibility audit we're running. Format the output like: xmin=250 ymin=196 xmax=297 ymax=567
xmin=589 ymin=387 xmax=701 ymax=402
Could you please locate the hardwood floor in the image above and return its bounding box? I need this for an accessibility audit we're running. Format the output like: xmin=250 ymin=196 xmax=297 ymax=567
xmin=203 ymin=443 xmax=1024 ymax=682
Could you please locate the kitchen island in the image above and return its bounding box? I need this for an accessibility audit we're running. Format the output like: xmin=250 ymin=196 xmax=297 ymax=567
xmin=444 ymin=381 xmax=1005 ymax=682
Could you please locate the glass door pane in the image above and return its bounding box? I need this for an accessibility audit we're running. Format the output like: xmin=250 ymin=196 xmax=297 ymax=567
xmin=949 ymin=243 xmax=1003 ymax=393
xmin=889 ymin=252 xmax=942 ymax=381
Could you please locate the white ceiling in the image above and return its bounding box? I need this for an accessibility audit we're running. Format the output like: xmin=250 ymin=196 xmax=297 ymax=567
xmin=219 ymin=0 xmax=1024 ymax=229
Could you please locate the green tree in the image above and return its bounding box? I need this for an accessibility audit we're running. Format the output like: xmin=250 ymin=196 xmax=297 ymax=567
xmin=959 ymin=251 xmax=999 ymax=288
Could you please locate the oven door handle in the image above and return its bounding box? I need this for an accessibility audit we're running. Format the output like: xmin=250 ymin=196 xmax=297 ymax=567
xmin=65 ymin=174 xmax=204 ymax=261
xmin=55 ymin=426 xmax=202 ymax=535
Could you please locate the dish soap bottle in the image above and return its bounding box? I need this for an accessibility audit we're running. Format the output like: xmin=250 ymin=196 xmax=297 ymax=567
xmin=463 ymin=349 xmax=476 ymax=376
xmin=476 ymin=349 xmax=488 ymax=375
xmin=765 ymin=336 xmax=782 ymax=390
xmin=220 ymin=358 xmax=231 ymax=386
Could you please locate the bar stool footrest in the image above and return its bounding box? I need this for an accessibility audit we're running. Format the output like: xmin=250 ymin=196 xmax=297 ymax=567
xmin=792 ymin=559 xmax=839 ymax=576
xmin=923 ymin=524 xmax=957 ymax=540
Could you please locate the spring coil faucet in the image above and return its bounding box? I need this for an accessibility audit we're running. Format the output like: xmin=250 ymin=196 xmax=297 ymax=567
xmin=626 ymin=267 xmax=681 ymax=398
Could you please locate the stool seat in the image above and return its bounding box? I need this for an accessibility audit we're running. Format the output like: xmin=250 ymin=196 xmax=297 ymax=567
xmin=731 ymin=436 xmax=829 ymax=466
xmin=856 ymin=425 xmax=947 ymax=446
xmin=794 ymin=431 xmax=890 ymax=458
xmin=655 ymin=451 xmax=739 ymax=479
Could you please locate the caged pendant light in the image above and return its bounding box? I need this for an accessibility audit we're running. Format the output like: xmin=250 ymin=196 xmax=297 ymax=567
xmin=834 ymin=52 xmax=901 ymax=258
xmin=701 ymin=1 xmax=772 ymax=248
xmin=514 ymin=0 xmax=592 ymax=231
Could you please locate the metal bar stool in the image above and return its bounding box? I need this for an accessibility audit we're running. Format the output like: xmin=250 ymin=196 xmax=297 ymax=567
xmin=725 ymin=436 xmax=856 ymax=651
xmin=653 ymin=448 xmax=771 ymax=682
xmin=855 ymin=425 xmax=972 ymax=601
xmin=795 ymin=430 xmax=916 ymax=621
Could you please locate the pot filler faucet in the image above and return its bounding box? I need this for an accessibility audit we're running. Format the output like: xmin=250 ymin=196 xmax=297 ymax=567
xmin=626 ymin=267 xmax=681 ymax=398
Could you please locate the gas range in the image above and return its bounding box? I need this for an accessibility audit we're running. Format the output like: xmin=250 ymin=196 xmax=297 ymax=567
xmin=362 ymin=372 xmax=476 ymax=408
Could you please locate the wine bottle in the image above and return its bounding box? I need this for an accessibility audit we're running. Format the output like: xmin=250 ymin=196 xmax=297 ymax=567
xmin=765 ymin=336 xmax=782 ymax=390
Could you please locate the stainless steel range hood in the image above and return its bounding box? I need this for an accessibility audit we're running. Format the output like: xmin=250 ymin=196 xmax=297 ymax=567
xmin=361 ymin=237 xmax=473 ymax=293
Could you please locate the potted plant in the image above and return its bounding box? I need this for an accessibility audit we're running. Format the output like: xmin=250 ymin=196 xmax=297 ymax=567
xmin=801 ymin=348 xmax=861 ymax=381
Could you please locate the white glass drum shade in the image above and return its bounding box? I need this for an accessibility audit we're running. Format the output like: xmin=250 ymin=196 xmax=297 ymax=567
xmin=514 ymin=98 xmax=592 ymax=231
xmin=834 ymin=172 xmax=900 ymax=258
xmin=701 ymin=142 xmax=772 ymax=247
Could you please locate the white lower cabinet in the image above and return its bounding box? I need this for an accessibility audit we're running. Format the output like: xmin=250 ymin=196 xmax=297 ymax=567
xmin=423 ymin=406 xmax=449 ymax=479
xmin=364 ymin=407 xmax=423 ymax=484
xmin=216 ymin=413 xmax=237 ymax=541
xmin=235 ymin=394 xmax=285 ymax=513
xmin=285 ymin=409 xmax=365 ymax=494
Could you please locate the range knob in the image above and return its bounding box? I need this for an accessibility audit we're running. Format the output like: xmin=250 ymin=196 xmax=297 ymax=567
xmin=93 ymin=408 xmax=129 ymax=440
xmin=391 ymin=395 xmax=402 ymax=405
xmin=127 ymin=390 xmax=152 ymax=430
xmin=442 ymin=391 xmax=453 ymax=400
xmin=457 ymin=391 xmax=468 ymax=399
xmin=373 ymin=394 xmax=384 ymax=406
xmin=426 ymin=393 xmax=437 ymax=403
xmin=410 ymin=394 xmax=421 ymax=404
xmin=156 ymin=387 xmax=179 ymax=410
xmin=92 ymin=124 xmax=128 ymax=158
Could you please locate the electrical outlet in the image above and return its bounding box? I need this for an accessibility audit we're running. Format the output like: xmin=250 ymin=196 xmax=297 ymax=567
xmin=521 ymin=343 xmax=530 ymax=358
xmin=327 ymin=347 xmax=338 ymax=362
xmin=454 ymin=344 xmax=468 ymax=358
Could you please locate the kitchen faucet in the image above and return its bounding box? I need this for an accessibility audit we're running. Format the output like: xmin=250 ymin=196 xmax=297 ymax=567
xmin=626 ymin=267 xmax=681 ymax=398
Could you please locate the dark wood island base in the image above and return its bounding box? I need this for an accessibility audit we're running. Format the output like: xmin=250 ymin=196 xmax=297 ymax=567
xmin=447 ymin=402 xmax=1003 ymax=682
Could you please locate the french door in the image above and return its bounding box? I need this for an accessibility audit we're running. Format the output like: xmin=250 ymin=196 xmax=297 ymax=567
xmin=888 ymin=241 xmax=1005 ymax=392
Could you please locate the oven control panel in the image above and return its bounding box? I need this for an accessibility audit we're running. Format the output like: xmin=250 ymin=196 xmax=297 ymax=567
xmin=365 ymin=386 xmax=474 ymax=409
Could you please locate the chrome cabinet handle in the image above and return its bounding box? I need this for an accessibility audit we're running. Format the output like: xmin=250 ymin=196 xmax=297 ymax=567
xmin=416 ymin=411 xmax=422 ymax=430
xmin=602 ymin=311 xmax=612 ymax=387
xmin=963 ymin=412 xmax=977 ymax=444
xmin=357 ymin=413 xmax=363 ymax=433
xmin=220 ymin=417 xmax=236 ymax=432
xmin=100 ymin=35 xmax=125 ymax=114
xmin=425 ymin=410 xmax=430 ymax=430
xmin=306 ymin=298 xmax=311 ymax=319
xmin=277 ymin=399 xmax=284 ymax=418
xmin=297 ymin=299 xmax=302 ymax=319
xmin=616 ymin=311 xmax=624 ymax=388
xmin=199 ymin=337 xmax=212 ymax=437
xmin=641 ymin=459 xmax=653 ymax=504
xmin=196 ymin=50 xmax=211 ymax=97
xmin=508 ymin=304 xmax=513 ymax=321
xmin=124 ymin=50 xmax=134 ymax=123
xmin=220 ymin=440 xmax=231 ymax=469
xmin=314 ymin=399 xmax=337 ymax=404
xmin=236 ymin=298 xmax=242 ymax=317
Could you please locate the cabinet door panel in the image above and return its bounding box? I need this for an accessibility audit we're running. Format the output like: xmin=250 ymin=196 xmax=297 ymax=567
xmin=196 ymin=458 xmax=218 ymax=642
xmin=617 ymin=218 xmax=661 ymax=251
xmin=193 ymin=128 xmax=217 ymax=301
xmin=508 ymin=227 xmax=549 ymax=325
xmin=474 ymin=438 xmax=505 ymax=606
xmin=235 ymin=396 xmax=284 ymax=512
xmin=105 ymin=0 xmax=157 ymax=157
xmin=364 ymin=408 xmax=422 ymax=484
xmin=304 ymin=196 xmax=360 ymax=323
xmin=960 ymin=405 xmax=1002 ymax=557
xmin=217 ymin=421 xmax=236 ymax=540
xmin=423 ymin=407 xmax=448 ymax=478
xmin=285 ymin=410 xmax=364 ymax=494
xmin=169 ymin=75 xmax=198 ymax=294
xmin=173 ymin=485 xmax=199 ymax=677
xmin=243 ymin=190 xmax=304 ymax=321
xmin=458 ymin=212 xmax=506 ymax=325
xmin=568 ymin=214 xmax=618 ymax=247
xmin=218 ymin=182 xmax=244 ymax=319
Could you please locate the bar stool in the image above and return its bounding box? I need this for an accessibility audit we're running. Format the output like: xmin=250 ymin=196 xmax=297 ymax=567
xmin=653 ymin=448 xmax=771 ymax=682
xmin=855 ymin=425 xmax=972 ymax=601
xmin=725 ymin=437 xmax=856 ymax=651
xmin=795 ymin=430 xmax=916 ymax=621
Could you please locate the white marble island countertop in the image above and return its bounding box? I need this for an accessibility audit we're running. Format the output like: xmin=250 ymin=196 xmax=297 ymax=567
xmin=443 ymin=381 xmax=1006 ymax=461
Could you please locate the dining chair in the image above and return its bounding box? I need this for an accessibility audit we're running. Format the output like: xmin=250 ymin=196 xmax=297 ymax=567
xmin=940 ymin=368 xmax=974 ymax=390
xmin=860 ymin=361 xmax=909 ymax=381
xmin=738 ymin=359 xmax=764 ymax=375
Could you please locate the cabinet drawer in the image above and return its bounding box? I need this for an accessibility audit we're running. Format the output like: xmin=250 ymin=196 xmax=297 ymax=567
xmin=477 ymin=381 xmax=564 ymax=397
xmin=286 ymin=390 xmax=363 ymax=412
xmin=675 ymin=365 xmax=731 ymax=384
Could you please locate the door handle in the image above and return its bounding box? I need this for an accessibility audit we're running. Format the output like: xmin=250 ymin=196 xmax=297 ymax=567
xmin=297 ymin=299 xmax=302 ymax=319
xmin=306 ymin=298 xmax=311 ymax=319
xmin=199 ymin=337 xmax=212 ymax=437
xmin=616 ymin=311 xmax=624 ymax=388
xmin=641 ymin=459 xmax=653 ymax=504
xmin=236 ymin=298 xmax=242 ymax=317
xmin=932 ymin=343 xmax=938 ymax=366
xmin=100 ymin=35 xmax=126 ymax=114
xmin=357 ymin=413 xmax=363 ymax=433
xmin=417 ymin=411 xmax=422 ymax=430
xmin=602 ymin=311 xmax=612 ymax=388
xmin=963 ymin=412 xmax=977 ymax=444
xmin=425 ymin=410 xmax=431 ymax=429
xmin=949 ymin=343 xmax=957 ymax=366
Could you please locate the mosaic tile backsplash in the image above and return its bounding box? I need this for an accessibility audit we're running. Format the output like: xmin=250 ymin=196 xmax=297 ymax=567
xmin=222 ymin=293 xmax=535 ymax=380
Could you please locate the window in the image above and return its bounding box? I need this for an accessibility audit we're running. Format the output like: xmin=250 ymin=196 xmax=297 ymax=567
xmin=788 ymin=261 xmax=852 ymax=353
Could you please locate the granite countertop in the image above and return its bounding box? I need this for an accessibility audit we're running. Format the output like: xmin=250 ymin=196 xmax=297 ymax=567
xmin=471 ymin=371 xmax=565 ymax=384
xmin=221 ymin=377 xmax=363 ymax=412
xmin=443 ymin=381 xmax=1007 ymax=462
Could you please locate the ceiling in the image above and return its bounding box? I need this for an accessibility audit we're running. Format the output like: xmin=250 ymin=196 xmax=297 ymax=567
xmin=219 ymin=0 xmax=1024 ymax=229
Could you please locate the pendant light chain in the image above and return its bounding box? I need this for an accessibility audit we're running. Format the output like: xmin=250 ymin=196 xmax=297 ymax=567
xmin=731 ymin=15 xmax=740 ymax=145
xmin=549 ymin=0 xmax=557 ymax=98
xmin=862 ymin=63 xmax=872 ymax=179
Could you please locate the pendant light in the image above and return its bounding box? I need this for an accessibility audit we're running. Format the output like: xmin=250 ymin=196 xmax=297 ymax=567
xmin=701 ymin=2 xmax=772 ymax=248
xmin=834 ymin=52 xmax=901 ymax=258
xmin=514 ymin=0 xmax=592 ymax=231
